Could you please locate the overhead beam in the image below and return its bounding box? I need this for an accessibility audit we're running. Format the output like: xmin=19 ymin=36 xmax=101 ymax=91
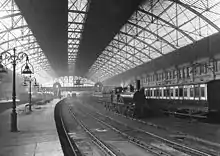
xmin=105 ymin=47 xmax=137 ymax=67
xmin=0 ymin=34 xmax=33 ymax=46
xmin=119 ymin=31 xmax=164 ymax=56
xmin=68 ymin=10 xmax=87 ymax=14
xmin=108 ymin=44 xmax=143 ymax=65
xmin=0 ymin=13 xmax=21 ymax=20
xmin=1 ymin=41 xmax=37 ymax=53
xmin=138 ymin=8 xmax=195 ymax=42
xmin=172 ymin=0 xmax=220 ymax=32
xmin=113 ymin=38 xmax=153 ymax=60
xmin=127 ymin=21 xmax=177 ymax=50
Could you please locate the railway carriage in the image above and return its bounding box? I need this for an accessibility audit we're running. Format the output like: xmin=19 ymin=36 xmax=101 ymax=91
xmin=144 ymin=82 xmax=208 ymax=114
xmin=116 ymin=79 xmax=220 ymax=120
xmin=105 ymin=79 xmax=220 ymax=121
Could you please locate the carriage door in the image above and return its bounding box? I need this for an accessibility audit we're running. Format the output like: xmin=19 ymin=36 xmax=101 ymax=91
xmin=207 ymin=80 xmax=220 ymax=111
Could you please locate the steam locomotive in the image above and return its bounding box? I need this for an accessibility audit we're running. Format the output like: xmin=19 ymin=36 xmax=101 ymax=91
xmin=105 ymin=79 xmax=220 ymax=121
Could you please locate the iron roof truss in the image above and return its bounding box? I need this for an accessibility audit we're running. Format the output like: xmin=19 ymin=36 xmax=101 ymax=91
xmin=68 ymin=0 xmax=89 ymax=72
xmin=0 ymin=0 xmax=53 ymax=83
xmin=88 ymin=0 xmax=220 ymax=82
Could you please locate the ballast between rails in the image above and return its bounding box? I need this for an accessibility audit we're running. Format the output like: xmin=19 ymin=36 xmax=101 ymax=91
xmin=59 ymin=108 xmax=82 ymax=156
xmin=98 ymin=112 xmax=211 ymax=156
xmin=80 ymin=102 xmax=211 ymax=156
xmin=68 ymin=107 xmax=118 ymax=156
xmin=79 ymin=109 xmax=171 ymax=156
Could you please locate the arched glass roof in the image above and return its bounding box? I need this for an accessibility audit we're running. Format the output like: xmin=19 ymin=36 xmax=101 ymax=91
xmin=88 ymin=0 xmax=220 ymax=82
xmin=68 ymin=0 xmax=89 ymax=72
xmin=0 ymin=0 xmax=54 ymax=84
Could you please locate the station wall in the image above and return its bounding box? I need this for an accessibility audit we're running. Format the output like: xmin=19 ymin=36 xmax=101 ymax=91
xmin=103 ymin=32 xmax=220 ymax=86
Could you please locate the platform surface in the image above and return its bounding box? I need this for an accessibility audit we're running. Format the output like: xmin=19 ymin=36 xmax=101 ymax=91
xmin=0 ymin=99 xmax=63 ymax=156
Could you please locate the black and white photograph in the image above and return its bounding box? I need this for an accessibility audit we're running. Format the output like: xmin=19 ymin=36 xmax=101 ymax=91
xmin=0 ymin=0 xmax=220 ymax=155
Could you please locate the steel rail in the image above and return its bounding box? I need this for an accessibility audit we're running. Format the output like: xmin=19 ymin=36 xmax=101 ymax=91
xmin=81 ymin=101 xmax=211 ymax=156
xmin=59 ymin=107 xmax=82 ymax=156
xmin=97 ymin=110 xmax=210 ymax=156
xmin=71 ymin=106 xmax=171 ymax=156
xmin=67 ymin=107 xmax=118 ymax=156
xmin=102 ymin=99 xmax=220 ymax=152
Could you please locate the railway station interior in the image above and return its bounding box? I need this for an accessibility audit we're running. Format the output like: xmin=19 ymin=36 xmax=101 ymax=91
xmin=1 ymin=0 xmax=220 ymax=155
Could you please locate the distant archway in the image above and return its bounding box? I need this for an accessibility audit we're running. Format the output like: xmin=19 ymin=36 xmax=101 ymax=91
xmin=94 ymin=82 xmax=103 ymax=92
xmin=53 ymin=82 xmax=61 ymax=89
xmin=53 ymin=82 xmax=62 ymax=97
xmin=53 ymin=76 xmax=95 ymax=87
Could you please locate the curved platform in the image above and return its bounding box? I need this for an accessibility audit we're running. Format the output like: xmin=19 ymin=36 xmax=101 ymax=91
xmin=0 ymin=99 xmax=63 ymax=156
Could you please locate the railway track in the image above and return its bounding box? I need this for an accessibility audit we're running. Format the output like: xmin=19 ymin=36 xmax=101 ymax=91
xmin=68 ymin=102 xmax=203 ymax=156
xmin=90 ymin=98 xmax=220 ymax=155
xmin=57 ymin=99 xmax=118 ymax=156
xmin=75 ymin=100 xmax=214 ymax=156
xmin=55 ymin=101 xmax=82 ymax=156
xmin=68 ymin=106 xmax=176 ymax=156
xmin=67 ymin=107 xmax=120 ymax=156
xmin=60 ymin=101 xmax=121 ymax=156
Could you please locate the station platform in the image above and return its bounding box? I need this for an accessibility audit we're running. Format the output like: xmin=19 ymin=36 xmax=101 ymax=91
xmin=0 ymin=99 xmax=63 ymax=156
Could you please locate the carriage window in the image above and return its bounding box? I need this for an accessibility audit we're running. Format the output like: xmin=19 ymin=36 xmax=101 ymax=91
xmin=179 ymin=88 xmax=183 ymax=97
xmin=184 ymin=88 xmax=188 ymax=97
xmin=154 ymin=90 xmax=157 ymax=97
xmin=164 ymin=89 xmax=167 ymax=97
xmin=145 ymin=90 xmax=148 ymax=96
xmin=159 ymin=89 xmax=162 ymax=97
xmin=170 ymin=88 xmax=174 ymax=97
xmin=200 ymin=87 xmax=205 ymax=97
xmin=175 ymin=88 xmax=179 ymax=97
xmin=156 ymin=89 xmax=159 ymax=97
xmin=190 ymin=87 xmax=194 ymax=97
xmin=194 ymin=85 xmax=200 ymax=97
xmin=166 ymin=89 xmax=170 ymax=97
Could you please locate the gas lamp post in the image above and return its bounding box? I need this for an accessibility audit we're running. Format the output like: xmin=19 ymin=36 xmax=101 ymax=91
xmin=23 ymin=75 xmax=38 ymax=111
xmin=0 ymin=48 xmax=33 ymax=132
